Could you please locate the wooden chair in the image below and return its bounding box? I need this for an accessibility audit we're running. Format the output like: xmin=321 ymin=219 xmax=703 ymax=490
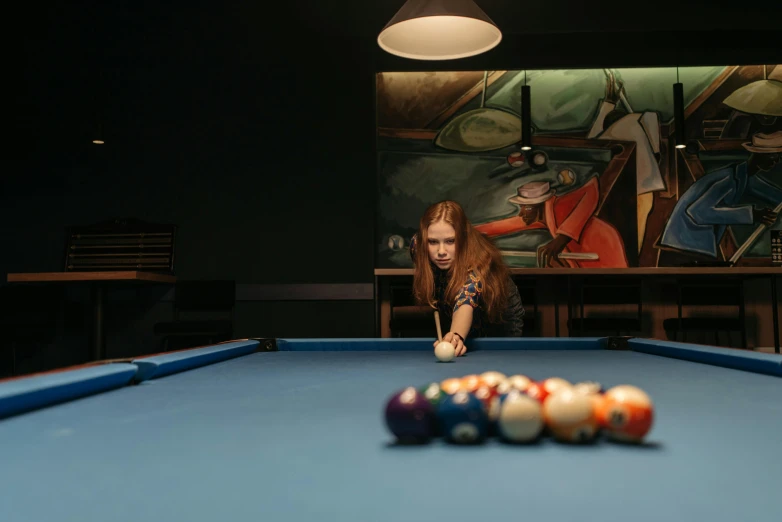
xmin=64 ymin=217 xmax=176 ymax=273
xmin=567 ymin=276 xmax=643 ymax=337
xmin=663 ymin=277 xmax=747 ymax=348
xmin=153 ymin=280 xmax=236 ymax=350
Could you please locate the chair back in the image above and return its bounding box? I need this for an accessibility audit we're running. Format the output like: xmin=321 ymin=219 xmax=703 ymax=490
xmin=64 ymin=218 xmax=176 ymax=273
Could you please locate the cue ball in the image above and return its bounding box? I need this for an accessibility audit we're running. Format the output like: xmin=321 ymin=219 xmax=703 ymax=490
xmin=435 ymin=341 xmax=455 ymax=362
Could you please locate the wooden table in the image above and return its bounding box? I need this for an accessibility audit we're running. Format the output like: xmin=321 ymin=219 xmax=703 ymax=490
xmin=6 ymin=271 xmax=177 ymax=360
xmin=374 ymin=267 xmax=781 ymax=352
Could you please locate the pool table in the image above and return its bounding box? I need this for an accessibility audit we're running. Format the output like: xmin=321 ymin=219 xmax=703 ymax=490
xmin=1 ymin=336 xmax=781 ymax=522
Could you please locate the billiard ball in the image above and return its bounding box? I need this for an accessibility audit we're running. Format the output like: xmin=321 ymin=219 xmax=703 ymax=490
xmin=438 ymin=391 xmax=488 ymax=444
xmin=474 ymin=384 xmax=504 ymax=435
xmin=460 ymin=374 xmax=485 ymax=393
xmin=572 ymin=381 xmax=603 ymax=396
xmin=498 ymin=374 xmax=531 ymax=394
xmin=474 ymin=384 xmax=501 ymax=421
xmin=440 ymin=377 xmax=463 ymax=395
xmin=419 ymin=382 xmax=445 ymax=436
xmin=525 ymin=381 xmax=548 ymax=403
xmin=496 ymin=390 xmax=544 ymax=443
xmin=384 ymin=387 xmax=435 ymax=443
xmin=595 ymin=385 xmax=654 ymax=443
xmin=387 ymin=234 xmax=405 ymax=251
xmin=507 ymin=151 xmax=525 ymax=167
xmin=479 ymin=371 xmax=507 ymax=388
xmin=542 ymin=387 xmax=600 ymax=443
xmin=542 ymin=377 xmax=572 ymax=394
xmin=419 ymin=382 xmax=446 ymax=408
xmin=435 ymin=341 xmax=455 ymax=362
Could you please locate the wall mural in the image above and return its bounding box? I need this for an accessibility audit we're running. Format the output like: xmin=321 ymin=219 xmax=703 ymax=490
xmin=376 ymin=65 xmax=782 ymax=269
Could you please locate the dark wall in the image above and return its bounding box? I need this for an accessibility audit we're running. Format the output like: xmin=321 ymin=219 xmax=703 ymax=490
xmin=4 ymin=1 xmax=782 ymax=367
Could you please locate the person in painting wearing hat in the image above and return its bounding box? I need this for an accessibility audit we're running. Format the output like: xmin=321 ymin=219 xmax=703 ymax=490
xmin=658 ymin=131 xmax=782 ymax=263
xmin=474 ymin=176 xmax=629 ymax=268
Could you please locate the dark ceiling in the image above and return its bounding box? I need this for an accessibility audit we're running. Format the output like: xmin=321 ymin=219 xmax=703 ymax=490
xmin=11 ymin=0 xmax=781 ymax=167
xmin=20 ymin=0 xmax=782 ymax=71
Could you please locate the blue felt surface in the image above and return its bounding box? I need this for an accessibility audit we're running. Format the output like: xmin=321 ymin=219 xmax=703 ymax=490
xmin=277 ymin=337 xmax=605 ymax=351
xmin=0 ymin=364 xmax=138 ymax=419
xmin=630 ymin=338 xmax=782 ymax=377
xmin=132 ymin=340 xmax=259 ymax=382
xmin=1 ymin=349 xmax=781 ymax=522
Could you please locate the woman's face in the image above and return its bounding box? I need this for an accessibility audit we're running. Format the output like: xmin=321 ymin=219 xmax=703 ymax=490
xmin=427 ymin=220 xmax=456 ymax=270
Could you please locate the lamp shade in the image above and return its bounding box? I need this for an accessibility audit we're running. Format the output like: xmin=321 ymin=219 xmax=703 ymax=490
xmin=378 ymin=0 xmax=502 ymax=60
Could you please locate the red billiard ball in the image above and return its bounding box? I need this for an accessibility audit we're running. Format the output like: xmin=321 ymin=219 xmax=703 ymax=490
xmin=507 ymin=151 xmax=525 ymax=167
xmin=594 ymin=385 xmax=654 ymax=443
xmin=474 ymin=384 xmax=501 ymax=419
xmin=525 ymin=381 xmax=548 ymax=403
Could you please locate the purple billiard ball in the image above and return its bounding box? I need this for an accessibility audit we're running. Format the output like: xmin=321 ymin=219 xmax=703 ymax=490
xmin=385 ymin=387 xmax=436 ymax=443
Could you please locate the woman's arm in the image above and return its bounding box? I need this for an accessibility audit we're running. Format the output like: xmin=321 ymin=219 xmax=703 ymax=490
xmin=449 ymin=305 xmax=473 ymax=356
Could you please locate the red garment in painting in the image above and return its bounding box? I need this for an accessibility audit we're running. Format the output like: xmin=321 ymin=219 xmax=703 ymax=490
xmin=475 ymin=178 xmax=628 ymax=268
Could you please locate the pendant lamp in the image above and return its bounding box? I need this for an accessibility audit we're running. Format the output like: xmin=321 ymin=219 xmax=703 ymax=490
xmin=378 ymin=0 xmax=502 ymax=60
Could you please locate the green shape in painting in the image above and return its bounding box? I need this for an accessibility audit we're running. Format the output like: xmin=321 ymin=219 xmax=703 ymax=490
xmin=435 ymin=107 xmax=521 ymax=152
xmin=723 ymin=79 xmax=782 ymax=117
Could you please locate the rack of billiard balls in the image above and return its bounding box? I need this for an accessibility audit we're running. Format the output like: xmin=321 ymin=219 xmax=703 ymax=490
xmin=384 ymin=371 xmax=654 ymax=445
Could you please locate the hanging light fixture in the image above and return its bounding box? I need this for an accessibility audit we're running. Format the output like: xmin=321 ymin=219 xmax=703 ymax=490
xmin=377 ymin=0 xmax=502 ymax=61
xmin=92 ymin=69 xmax=106 ymax=145
xmin=521 ymin=71 xmax=532 ymax=151
xmin=673 ymin=67 xmax=686 ymax=149
xmin=92 ymin=119 xmax=105 ymax=145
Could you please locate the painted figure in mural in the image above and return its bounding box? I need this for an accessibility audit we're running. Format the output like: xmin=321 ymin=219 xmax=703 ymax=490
xmin=408 ymin=201 xmax=525 ymax=356
xmin=658 ymin=131 xmax=782 ymax=263
xmin=474 ymin=178 xmax=629 ymax=268
xmin=587 ymin=70 xmax=666 ymax=254
xmin=720 ymin=65 xmax=782 ymax=139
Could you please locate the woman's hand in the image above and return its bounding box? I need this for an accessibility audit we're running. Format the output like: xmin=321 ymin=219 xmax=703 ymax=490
xmin=433 ymin=331 xmax=467 ymax=356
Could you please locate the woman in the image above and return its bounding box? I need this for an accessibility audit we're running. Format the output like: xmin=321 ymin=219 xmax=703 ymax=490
xmin=409 ymin=201 xmax=525 ymax=357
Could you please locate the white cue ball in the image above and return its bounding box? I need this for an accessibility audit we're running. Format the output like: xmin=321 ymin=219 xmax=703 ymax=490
xmin=435 ymin=341 xmax=455 ymax=362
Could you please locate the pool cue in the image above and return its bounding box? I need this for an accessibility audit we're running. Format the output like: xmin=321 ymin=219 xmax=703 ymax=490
xmin=729 ymin=201 xmax=782 ymax=264
xmin=434 ymin=310 xmax=443 ymax=342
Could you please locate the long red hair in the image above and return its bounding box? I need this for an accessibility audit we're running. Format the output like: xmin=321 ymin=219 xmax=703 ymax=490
xmin=412 ymin=201 xmax=511 ymax=323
